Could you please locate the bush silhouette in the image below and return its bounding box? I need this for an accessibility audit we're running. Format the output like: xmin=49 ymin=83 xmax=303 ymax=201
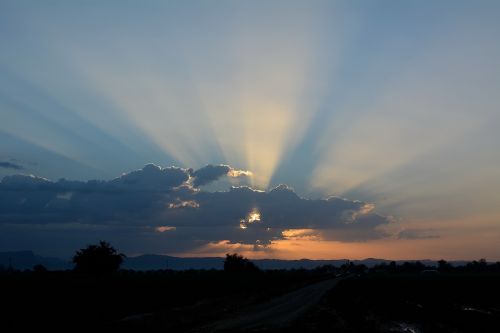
xmin=33 ymin=264 xmax=48 ymax=274
xmin=224 ymin=253 xmax=259 ymax=272
xmin=73 ymin=241 xmax=125 ymax=275
xmin=438 ymin=259 xmax=452 ymax=272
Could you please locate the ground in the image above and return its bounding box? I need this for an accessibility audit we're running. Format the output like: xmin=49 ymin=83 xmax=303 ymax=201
xmin=2 ymin=269 xmax=500 ymax=332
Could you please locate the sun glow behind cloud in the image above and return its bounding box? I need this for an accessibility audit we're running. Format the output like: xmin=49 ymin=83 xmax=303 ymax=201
xmin=186 ymin=214 xmax=500 ymax=260
xmin=240 ymin=208 xmax=261 ymax=229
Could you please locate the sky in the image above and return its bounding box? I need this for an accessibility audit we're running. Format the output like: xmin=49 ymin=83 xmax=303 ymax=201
xmin=1 ymin=0 xmax=499 ymax=260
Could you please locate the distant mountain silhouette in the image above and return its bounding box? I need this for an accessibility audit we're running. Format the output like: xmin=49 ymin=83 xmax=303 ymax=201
xmin=121 ymin=255 xmax=380 ymax=270
xmin=0 ymin=251 xmax=71 ymax=270
xmin=123 ymin=254 xmax=225 ymax=270
xmin=0 ymin=251 xmax=470 ymax=271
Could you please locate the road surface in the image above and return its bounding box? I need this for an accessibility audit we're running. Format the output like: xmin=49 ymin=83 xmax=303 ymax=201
xmin=198 ymin=277 xmax=340 ymax=332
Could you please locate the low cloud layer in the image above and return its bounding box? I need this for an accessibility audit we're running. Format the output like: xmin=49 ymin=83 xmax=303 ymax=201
xmin=0 ymin=164 xmax=393 ymax=256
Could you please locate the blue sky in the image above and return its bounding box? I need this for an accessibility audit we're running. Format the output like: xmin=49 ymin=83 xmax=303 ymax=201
xmin=1 ymin=1 xmax=499 ymax=259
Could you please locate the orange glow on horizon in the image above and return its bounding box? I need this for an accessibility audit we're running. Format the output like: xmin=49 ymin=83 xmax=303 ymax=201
xmin=174 ymin=218 xmax=500 ymax=261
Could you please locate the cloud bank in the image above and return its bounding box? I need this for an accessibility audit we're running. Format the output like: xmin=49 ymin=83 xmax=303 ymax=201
xmin=0 ymin=164 xmax=392 ymax=256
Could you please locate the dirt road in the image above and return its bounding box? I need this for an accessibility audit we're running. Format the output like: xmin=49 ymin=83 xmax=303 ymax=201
xmin=199 ymin=277 xmax=340 ymax=332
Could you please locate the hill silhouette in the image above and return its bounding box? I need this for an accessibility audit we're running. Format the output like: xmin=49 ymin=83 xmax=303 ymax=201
xmin=0 ymin=251 xmax=471 ymax=271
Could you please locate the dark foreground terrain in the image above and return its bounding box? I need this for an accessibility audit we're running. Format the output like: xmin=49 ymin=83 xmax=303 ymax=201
xmin=292 ymin=272 xmax=500 ymax=333
xmin=2 ymin=265 xmax=500 ymax=332
xmin=1 ymin=268 xmax=326 ymax=331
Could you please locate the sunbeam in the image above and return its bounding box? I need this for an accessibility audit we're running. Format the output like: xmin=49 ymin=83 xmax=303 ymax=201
xmin=1 ymin=0 xmax=500 ymax=262
xmin=311 ymin=6 xmax=499 ymax=200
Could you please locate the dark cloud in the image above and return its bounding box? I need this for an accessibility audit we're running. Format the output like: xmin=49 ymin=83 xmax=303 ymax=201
xmin=0 ymin=164 xmax=189 ymax=193
xmin=0 ymin=164 xmax=393 ymax=256
xmin=190 ymin=164 xmax=232 ymax=187
xmin=0 ymin=164 xmax=190 ymax=224
xmin=110 ymin=164 xmax=189 ymax=191
xmin=0 ymin=161 xmax=23 ymax=170
xmin=0 ymin=174 xmax=50 ymax=190
xmin=190 ymin=164 xmax=252 ymax=187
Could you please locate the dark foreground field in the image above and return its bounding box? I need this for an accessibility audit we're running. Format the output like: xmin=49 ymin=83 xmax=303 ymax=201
xmin=2 ymin=268 xmax=500 ymax=332
xmin=292 ymin=273 xmax=500 ymax=333
xmin=1 ymin=268 xmax=325 ymax=331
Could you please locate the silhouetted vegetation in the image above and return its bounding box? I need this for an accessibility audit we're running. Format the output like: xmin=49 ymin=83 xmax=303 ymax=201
xmin=32 ymin=264 xmax=47 ymax=274
xmin=224 ymin=253 xmax=259 ymax=272
xmin=1 ymin=267 xmax=324 ymax=331
xmin=292 ymin=272 xmax=500 ymax=333
xmin=2 ymin=250 xmax=500 ymax=332
xmin=73 ymin=241 xmax=125 ymax=275
xmin=284 ymin=259 xmax=500 ymax=333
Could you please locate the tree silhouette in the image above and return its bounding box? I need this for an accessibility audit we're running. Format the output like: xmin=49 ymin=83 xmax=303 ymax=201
xmin=224 ymin=253 xmax=259 ymax=272
xmin=437 ymin=259 xmax=452 ymax=272
xmin=73 ymin=241 xmax=125 ymax=275
xmin=33 ymin=264 xmax=48 ymax=274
